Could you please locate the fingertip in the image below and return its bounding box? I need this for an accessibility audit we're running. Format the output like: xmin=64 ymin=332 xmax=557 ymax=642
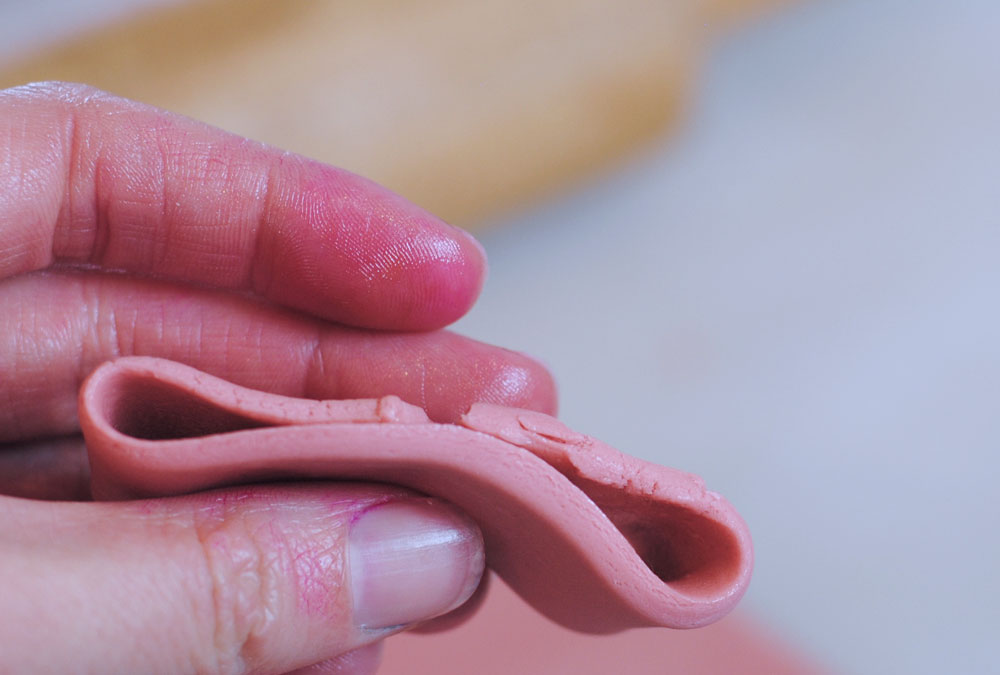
xmin=430 ymin=222 xmax=489 ymax=326
xmin=376 ymin=219 xmax=488 ymax=331
xmin=356 ymin=190 xmax=489 ymax=331
xmin=259 ymin=165 xmax=488 ymax=331
xmin=474 ymin=349 xmax=559 ymax=419
xmin=339 ymin=332 xmax=559 ymax=424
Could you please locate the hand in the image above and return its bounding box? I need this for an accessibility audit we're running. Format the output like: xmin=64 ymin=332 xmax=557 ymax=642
xmin=0 ymin=82 xmax=556 ymax=674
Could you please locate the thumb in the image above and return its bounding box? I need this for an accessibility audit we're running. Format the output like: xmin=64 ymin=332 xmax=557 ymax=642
xmin=0 ymin=484 xmax=484 ymax=674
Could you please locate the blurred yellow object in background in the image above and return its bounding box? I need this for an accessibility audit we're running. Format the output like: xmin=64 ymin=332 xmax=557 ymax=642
xmin=0 ymin=0 xmax=787 ymax=226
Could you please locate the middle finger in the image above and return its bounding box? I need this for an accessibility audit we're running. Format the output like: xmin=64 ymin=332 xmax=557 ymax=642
xmin=1 ymin=270 xmax=556 ymax=445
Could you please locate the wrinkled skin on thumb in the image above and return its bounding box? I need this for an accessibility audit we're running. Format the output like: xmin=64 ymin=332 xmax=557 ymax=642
xmin=0 ymin=484 xmax=484 ymax=675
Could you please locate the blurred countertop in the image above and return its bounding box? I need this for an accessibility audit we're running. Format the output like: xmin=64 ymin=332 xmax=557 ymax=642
xmin=455 ymin=1 xmax=1000 ymax=672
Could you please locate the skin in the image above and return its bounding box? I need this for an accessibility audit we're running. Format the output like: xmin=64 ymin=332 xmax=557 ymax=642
xmin=0 ymin=82 xmax=557 ymax=674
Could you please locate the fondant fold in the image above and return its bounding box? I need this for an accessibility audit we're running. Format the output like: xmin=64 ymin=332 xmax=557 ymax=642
xmin=79 ymin=356 xmax=753 ymax=633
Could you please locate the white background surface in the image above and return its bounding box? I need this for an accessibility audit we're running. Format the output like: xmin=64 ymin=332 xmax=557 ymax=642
xmin=455 ymin=2 xmax=1000 ymax=672
xmin=4 ymin=1 xmax=999 ymax=673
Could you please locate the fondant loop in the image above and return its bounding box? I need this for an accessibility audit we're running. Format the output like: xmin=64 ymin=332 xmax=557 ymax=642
xmin=80 ymin=357 xmax=753 ymax=633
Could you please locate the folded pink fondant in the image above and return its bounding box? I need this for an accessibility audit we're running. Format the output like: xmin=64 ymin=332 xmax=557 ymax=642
xmin=79 ymin=356 xmax=753 ymax=633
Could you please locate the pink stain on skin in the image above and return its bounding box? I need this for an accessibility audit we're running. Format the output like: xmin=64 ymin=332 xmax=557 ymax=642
xmin=290 ymin=491 xmax=410 ymax=621
xmin=183 ymin=485 xmax=400 ymax=624
xmin=292 ymin=539 xmax=342 ymax=618
xmin=265 ymin=516 xmax=344 ymax=621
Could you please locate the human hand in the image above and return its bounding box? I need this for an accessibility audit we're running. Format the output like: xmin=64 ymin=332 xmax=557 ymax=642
xmin=0 ymin=82 xmax=556 ymax=674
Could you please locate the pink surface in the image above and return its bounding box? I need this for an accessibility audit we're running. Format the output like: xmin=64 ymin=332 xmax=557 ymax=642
xmin=80 ymin=357 xmax=753 ymax=633
xmin=384 ymin=579 xmax=827 ymax=675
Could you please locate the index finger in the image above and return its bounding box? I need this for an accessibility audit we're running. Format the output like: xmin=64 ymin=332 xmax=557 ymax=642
xmin=0 ymin=82 xmax=486 ymax=331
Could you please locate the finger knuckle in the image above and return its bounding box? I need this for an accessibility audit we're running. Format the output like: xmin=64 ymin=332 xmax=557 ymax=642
xmin=193 ymin=506 xmax=283 ymax=674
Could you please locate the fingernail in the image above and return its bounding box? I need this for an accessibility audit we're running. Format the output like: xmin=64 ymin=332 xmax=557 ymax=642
xmin=349 ymin=498 xmax=485 ymax=630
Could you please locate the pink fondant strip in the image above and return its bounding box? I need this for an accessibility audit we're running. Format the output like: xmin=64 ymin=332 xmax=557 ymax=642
xmin=79 ymin=356 xmax=753 ymax=633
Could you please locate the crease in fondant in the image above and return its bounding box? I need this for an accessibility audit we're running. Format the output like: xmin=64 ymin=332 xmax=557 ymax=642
xmin=79 ymin=356 xmax=753 ymax=633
